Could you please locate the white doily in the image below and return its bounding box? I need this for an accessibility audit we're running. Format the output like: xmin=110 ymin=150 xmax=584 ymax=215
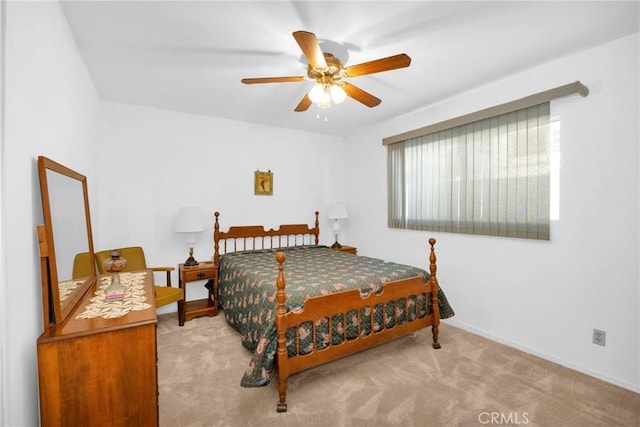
xmin=76 ymin=272 xmax=152 ymax=319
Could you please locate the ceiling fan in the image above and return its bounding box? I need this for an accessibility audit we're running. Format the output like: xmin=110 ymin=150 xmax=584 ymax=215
xmin=241 ymin=30 xmax=411 ymax=112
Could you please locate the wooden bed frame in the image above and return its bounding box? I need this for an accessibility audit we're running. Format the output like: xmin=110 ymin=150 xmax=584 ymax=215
xmin=212 ymin=211 xmax=442 ymax=412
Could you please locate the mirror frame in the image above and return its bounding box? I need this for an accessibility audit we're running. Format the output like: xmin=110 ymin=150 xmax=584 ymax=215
xmin=37 ymin=156 xmax=96 ymax=326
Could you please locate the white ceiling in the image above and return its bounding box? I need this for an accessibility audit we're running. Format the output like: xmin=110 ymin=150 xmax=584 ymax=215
xmin=60 ymin=1 xmax=639 ymax=137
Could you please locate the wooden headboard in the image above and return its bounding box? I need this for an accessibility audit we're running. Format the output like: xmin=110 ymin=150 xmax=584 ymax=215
xmin=213 ymin=211 xmax=320 ymax=265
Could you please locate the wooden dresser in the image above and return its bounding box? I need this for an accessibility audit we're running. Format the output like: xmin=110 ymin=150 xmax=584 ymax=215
xmin=37 ymin=271 xmax=158 ymax=427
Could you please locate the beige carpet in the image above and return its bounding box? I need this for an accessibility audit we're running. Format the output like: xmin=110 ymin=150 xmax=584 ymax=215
xmin=157 ymin=313 xmax=639 ymax=427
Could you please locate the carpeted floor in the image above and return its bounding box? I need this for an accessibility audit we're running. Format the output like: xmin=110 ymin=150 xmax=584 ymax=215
xmin=157 ymin=313 xmax=639 ymax=427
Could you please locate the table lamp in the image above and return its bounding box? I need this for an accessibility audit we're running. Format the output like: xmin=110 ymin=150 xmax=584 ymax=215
xmin=173 ymin=206 xmax=206 ymax=266
xmin=327 ymin=202 xmax=349 ymax=249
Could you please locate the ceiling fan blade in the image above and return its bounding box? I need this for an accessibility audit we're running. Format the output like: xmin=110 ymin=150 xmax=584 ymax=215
xmin=241 ymin=76 xmax=305 ymax=84
xmin=345 ymin=53 xmax=411 ymax=78
xmin=341 ymin=82 xmax=382 ymax=108
xmin=294 ymin=94 xmax=312 ymax=112
xmin=292 ymin=31 xmax=328 ymax=69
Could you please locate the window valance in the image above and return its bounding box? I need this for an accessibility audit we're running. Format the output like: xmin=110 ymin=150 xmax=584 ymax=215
xmin=383 ymin=81 xmax=588 ymax=146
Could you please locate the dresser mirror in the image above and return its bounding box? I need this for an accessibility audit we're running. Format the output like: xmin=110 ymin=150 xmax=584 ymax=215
xmin=37 ymin=156 xmax=96 ymax=326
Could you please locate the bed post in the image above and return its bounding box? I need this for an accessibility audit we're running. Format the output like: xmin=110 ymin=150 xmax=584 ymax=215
xmin=213 ymin=212 xmax=220 ymax=314
xmin=213 ymin=212 xmax=220 ymax=264
xmin=428 ymin=238 xmax=442 ymax=349
xmin=275 ymin=252 xmax=289 ymax=412
xmin=313 ymin=211 xmax=319 ymax=245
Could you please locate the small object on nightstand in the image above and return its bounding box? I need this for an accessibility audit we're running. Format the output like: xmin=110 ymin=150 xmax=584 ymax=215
xmin=184 ymin=246 xmax=199 ymax=266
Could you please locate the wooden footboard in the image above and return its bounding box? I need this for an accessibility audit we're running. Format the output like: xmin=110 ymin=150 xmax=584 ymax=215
xmin=274 ymin=238 xmax=441 ymax=413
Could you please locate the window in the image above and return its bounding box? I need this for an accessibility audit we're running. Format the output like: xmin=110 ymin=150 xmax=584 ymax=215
xmin=388 ymin=102 xmax=550 ymax=240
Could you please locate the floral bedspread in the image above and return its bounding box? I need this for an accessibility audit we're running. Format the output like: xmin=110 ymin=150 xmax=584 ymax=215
xmin=217 ymin=245 xmax=454 ymax=387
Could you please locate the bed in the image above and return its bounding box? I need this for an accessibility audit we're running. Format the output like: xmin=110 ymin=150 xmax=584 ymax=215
xmin=211 ymin=211 xmax=454 ymax=412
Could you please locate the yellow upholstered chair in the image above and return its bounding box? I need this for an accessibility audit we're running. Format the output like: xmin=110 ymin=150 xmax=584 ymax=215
xmin=95 ymin=246 xmax=185 ymax=326
xmin=72 ymin=252 xmax=94 ymax=279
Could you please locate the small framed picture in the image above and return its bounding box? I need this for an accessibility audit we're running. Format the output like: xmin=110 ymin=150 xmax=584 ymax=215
xmin=254 ymin=170 xmax=273 ymax=195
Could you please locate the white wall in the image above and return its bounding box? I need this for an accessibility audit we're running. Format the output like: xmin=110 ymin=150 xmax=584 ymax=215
xmin=96 ymin=101 xmax=345 ymax=306
xmin=1 ymin=3 xmax=637 ymax=425
xmin=0 ymin=1 xmax=6 ymax=423
xmin=1 ymin=2 xmax=102 ymax=425
xmin=343 ymin=33 xmax=639 ymax=392
xmin=1 ymin=2 xmax=346 ymax=423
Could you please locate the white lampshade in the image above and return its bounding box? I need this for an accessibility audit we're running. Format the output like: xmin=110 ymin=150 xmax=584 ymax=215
xmin=173 ymin=206 xmax=206 ymax=235
xmin=327 ymin=202 xmax=349 ymax=220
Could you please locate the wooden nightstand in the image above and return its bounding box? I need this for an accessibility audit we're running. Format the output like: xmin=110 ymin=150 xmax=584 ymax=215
xmin=334 ymin=245 xmax=357 ymax=255
xmin=178 ymin=262 xmax=217 ymax=322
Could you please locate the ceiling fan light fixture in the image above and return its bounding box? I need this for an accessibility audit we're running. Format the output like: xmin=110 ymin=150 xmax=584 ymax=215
xmin=330 ymin=84 xmax=347 ymax=104
xmin=308 ymin=83 xmax=329 ymax=104
xmin=308 ymin=83 xmax=333 ymax=109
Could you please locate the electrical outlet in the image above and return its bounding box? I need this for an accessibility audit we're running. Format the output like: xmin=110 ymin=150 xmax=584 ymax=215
xmin=593 ymin=329 xmax=606 ymax=347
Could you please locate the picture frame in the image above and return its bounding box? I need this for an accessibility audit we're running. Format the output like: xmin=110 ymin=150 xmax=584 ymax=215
xmin=254 ymin=170 xmax=273 ymax=195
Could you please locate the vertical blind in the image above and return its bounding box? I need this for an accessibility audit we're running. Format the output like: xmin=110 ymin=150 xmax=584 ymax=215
xmin=388 ymin=102 xmax=550 ymax=240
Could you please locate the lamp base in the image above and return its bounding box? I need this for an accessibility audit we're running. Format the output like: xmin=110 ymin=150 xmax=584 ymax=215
xmin=331 ymin=241 xmax=343 ymax=249
xmin=184 ymin=256 xmax=199 ymax=266
xmin=184 ymin=246 xmax=199 ymax=266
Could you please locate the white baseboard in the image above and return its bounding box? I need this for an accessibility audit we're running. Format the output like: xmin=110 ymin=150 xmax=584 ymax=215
xmin=444 ymin=319 xmax=640 ymax=394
